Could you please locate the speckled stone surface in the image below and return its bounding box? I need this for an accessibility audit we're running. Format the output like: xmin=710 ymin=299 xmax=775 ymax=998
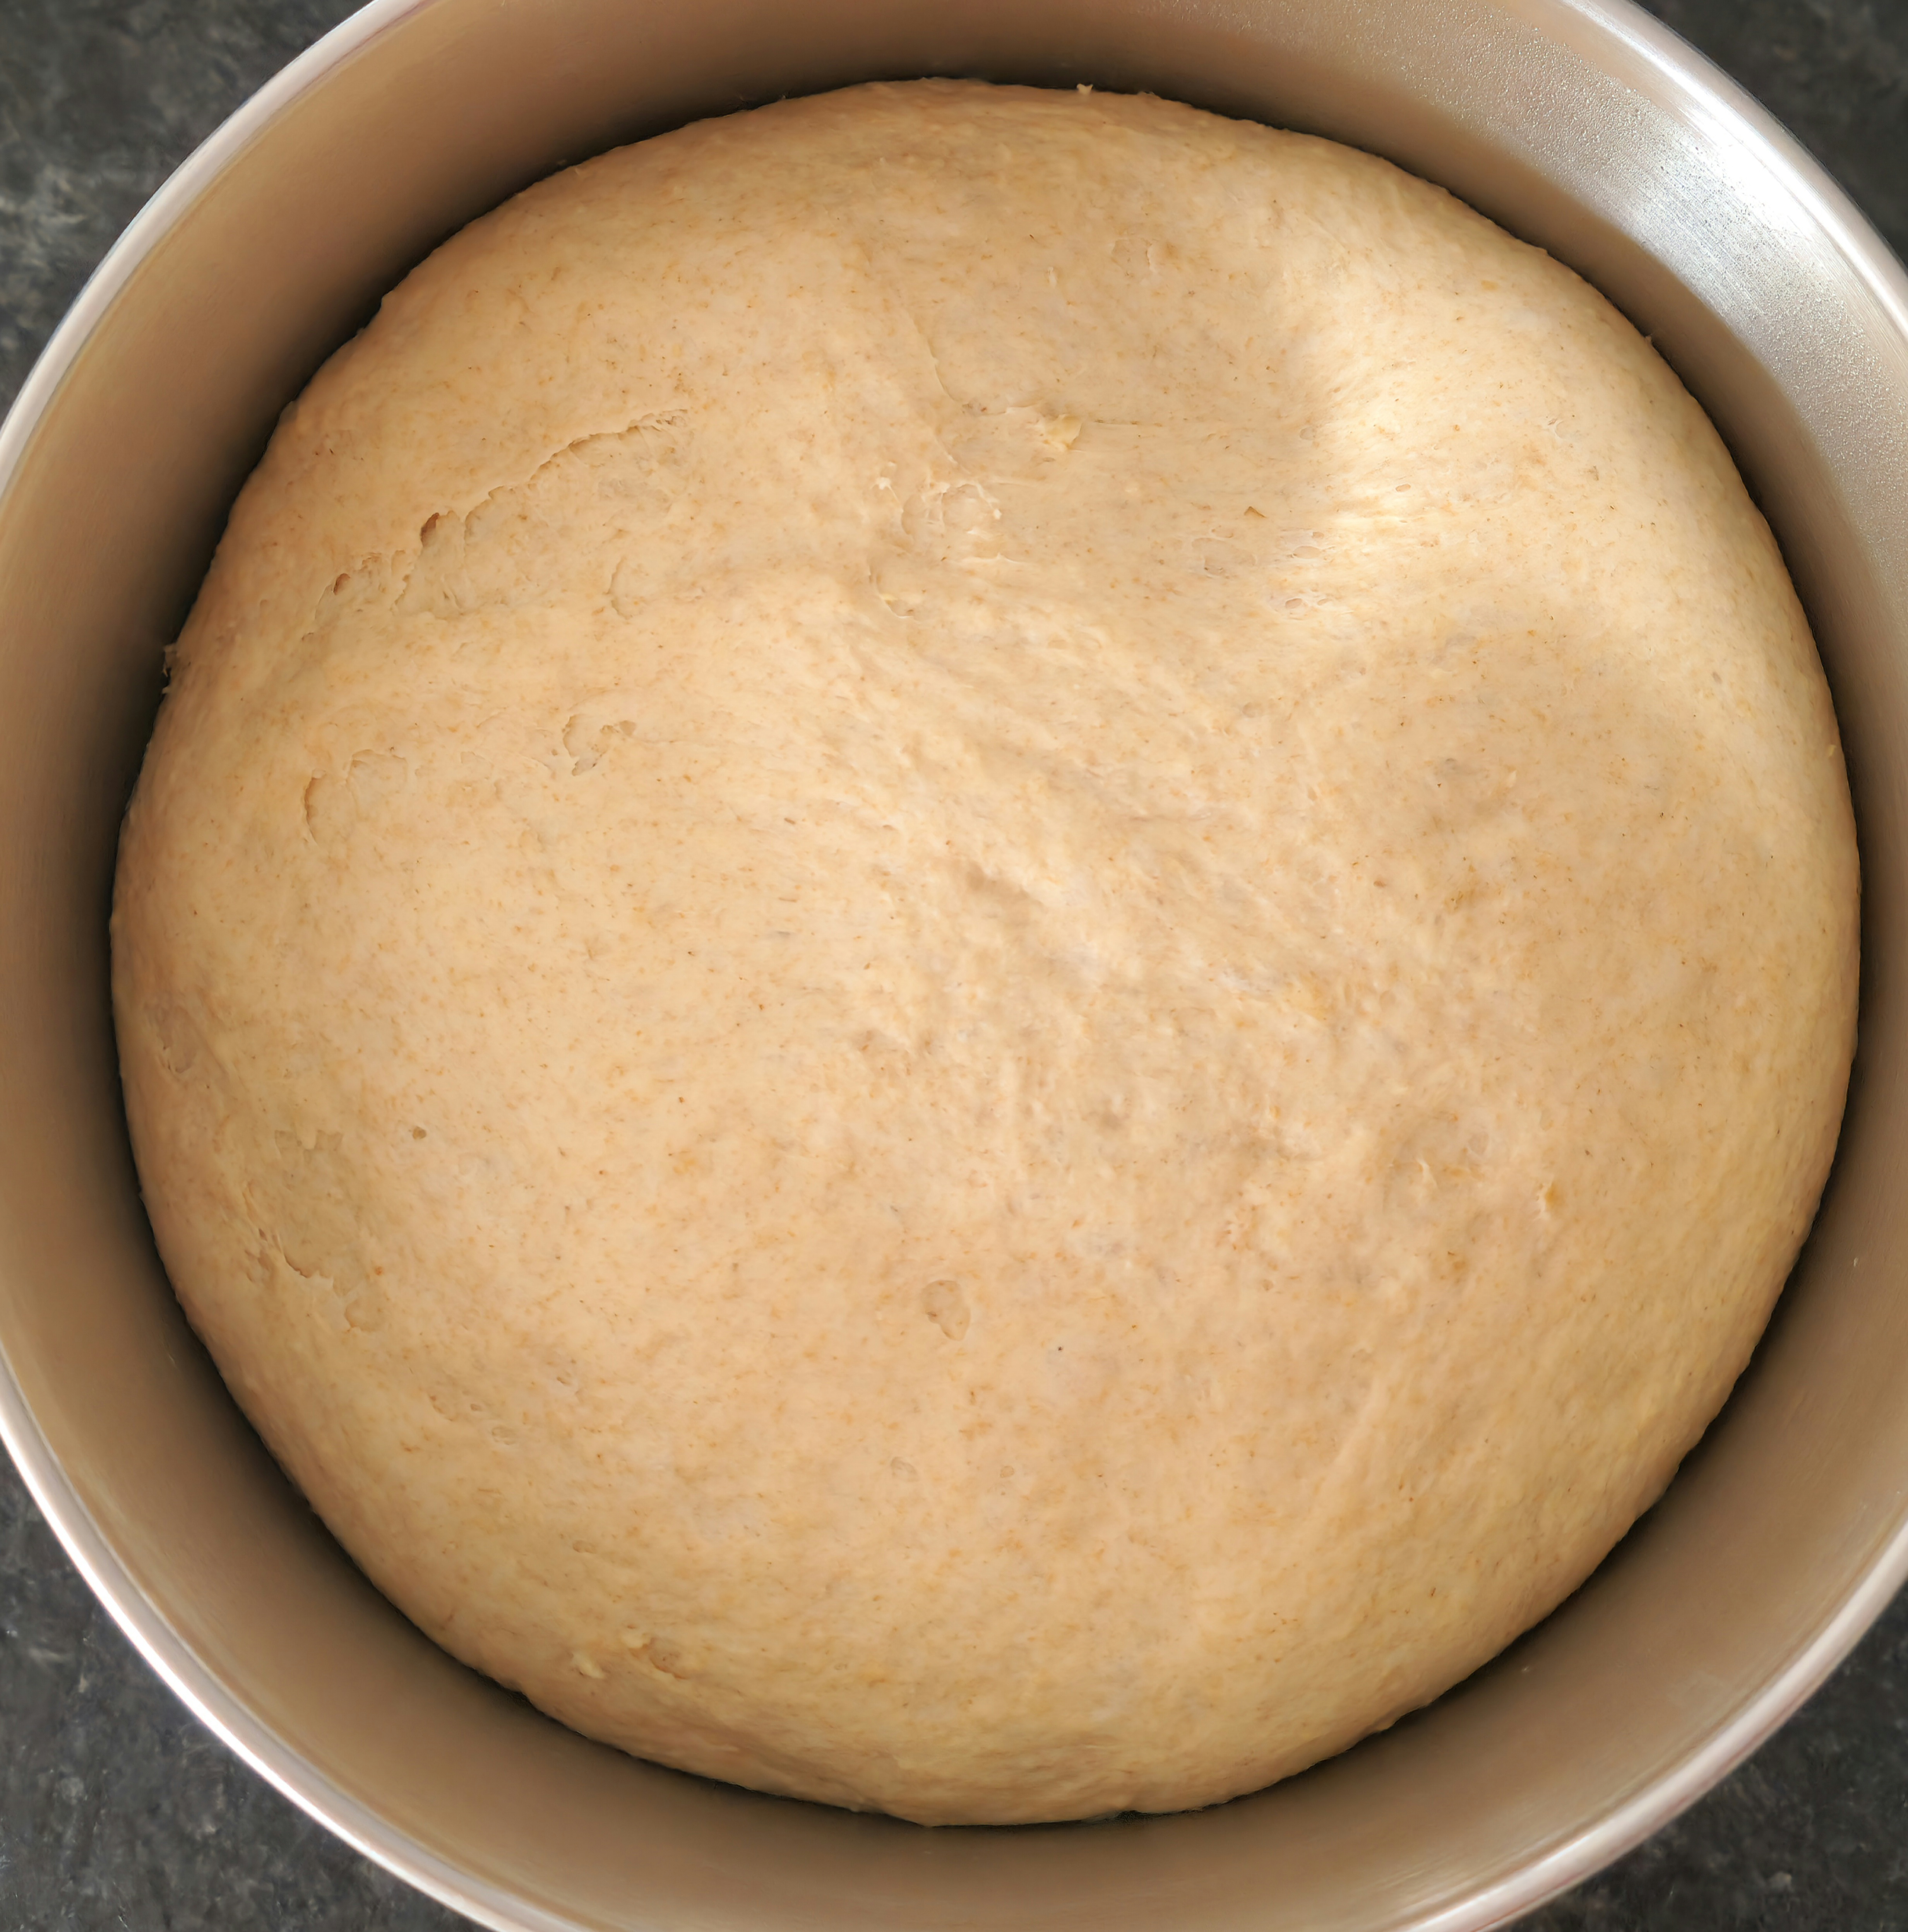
xmin=2 ymin=1 xmax=1906 ymax=1925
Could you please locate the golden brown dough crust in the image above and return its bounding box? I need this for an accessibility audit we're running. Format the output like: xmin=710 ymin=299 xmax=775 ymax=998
xmin=112 ymin=80 xmax=1858 ymax=1825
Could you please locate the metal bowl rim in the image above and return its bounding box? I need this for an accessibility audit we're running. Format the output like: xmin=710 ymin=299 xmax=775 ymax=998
xmin=1 ymin=1 xmax=1905 ymax=1925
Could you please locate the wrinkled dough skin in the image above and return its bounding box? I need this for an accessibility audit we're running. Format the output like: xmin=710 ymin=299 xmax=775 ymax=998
xmin=111 ymin=82 xmax=1858 ymax=1826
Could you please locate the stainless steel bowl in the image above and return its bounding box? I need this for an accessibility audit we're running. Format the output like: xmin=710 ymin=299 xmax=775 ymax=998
xmin=3 ymin=1 xmax=1905 ymax=1925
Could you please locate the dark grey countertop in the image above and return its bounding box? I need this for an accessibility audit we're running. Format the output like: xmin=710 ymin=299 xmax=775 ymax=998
xmin=3 ymin=2 xmax=1906 ymax=1925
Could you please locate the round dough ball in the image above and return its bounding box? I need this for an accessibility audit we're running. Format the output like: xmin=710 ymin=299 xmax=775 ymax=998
xmin=111 ymin=80 xmax=1857 ymax=1826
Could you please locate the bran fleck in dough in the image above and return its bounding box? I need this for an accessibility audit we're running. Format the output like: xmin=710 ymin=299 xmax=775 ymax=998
xmin=111 ymin=80 xmax=1858 ymax=1826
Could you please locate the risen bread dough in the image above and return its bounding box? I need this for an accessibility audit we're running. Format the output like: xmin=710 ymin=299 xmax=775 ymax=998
xmin=112 ymin=80 xmax=1857 ymax=1826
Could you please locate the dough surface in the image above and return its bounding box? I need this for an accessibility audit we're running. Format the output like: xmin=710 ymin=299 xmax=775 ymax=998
xmin=112 ymin=81 xmax=1858 ymax=1825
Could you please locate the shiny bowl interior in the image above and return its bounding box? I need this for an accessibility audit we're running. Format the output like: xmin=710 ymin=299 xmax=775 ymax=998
xmin=2 ymin=0 xmax=1906 ymax=1926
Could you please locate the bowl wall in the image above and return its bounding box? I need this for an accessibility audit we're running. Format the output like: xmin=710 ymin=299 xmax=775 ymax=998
xmin=2 ymin=1 xmax=1907 ymax=1927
